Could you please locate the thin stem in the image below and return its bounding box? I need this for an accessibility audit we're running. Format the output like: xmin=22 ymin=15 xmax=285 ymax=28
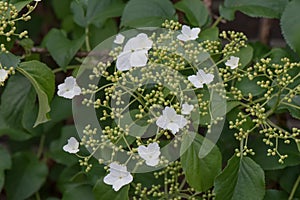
xmin=52 ymin=65 xmax=80 ymax=73
xmin=35 ymin=192 xmax=41 ymax=200
xmin=289 ymin=175 xmax=300 ymax=200
xmin=37 ymin=134 xmax=45 ymax=159
xmin=85 ymin=26 xmax=91 ymax=52
xmin=212 ymin=16 xmax=223 ymax=28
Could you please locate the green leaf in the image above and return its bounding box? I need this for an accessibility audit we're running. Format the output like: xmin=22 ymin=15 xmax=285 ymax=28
xmin=281 ymin=0 xmax=300 ymax=56
xmin=0 ymin=146 xmax=11 ymax=191
xmin=52 ymin=0 xmax=72 ymax=20
xmin=231 ymin=46 xmax=253 ymax=68
xmin=249 ymin=135 xmax=300 ymax=170
xmin=44 ymin=29 xmax=85 ymax=69
xmin=17 ymin=61 xmax=55 ymax=127
xmin=0 ymin=146 xmax=11 ymax=171
xmin=43 ymin=96 xmax=72 ymax=132
xmin=121 ymin=0 xmax=176 ymax=28
xmin=267 ymin=95 xmax=300 ymax=120
xmin=70 ymin=0 xmax=114 ymax=27
xmin=181 ymin=134 xmax=222 ymax=192
xmin=0 ymin=74 xmax=32 ymax=130
xmin=0 ymin=52 xmax=20 ymax=68
xmin=214 ymin=156 xmax=265 ymax=200
xmin=90 ymin=0 xmax=126 ymax=28
xmin=235 ymin=76 xmax=267 ymax=97
xmin=279 ymin=166 xmax=300 ymax=198
xmin=174 ymin=0 xmax=209 ymax=27
xmin=49 ymin=125 xmax=79 ymax=166
xmin=198 ymin=27 xmax=219 ymax=41
xmin=11 ymin=0 xmax=33 ymax=12
xmin=249 ymin=42 xmax=270 ymax=61
xmin=269 ymin=48 xmax=289 ymax=64
xmin=5 ymin=152 xmax=48 ymax=200
xmin=62 ymin=184 xmax=95 ymax=200
xmin=263 ymin=190 xmax=289 ymax=200
xmin=219 ymin=5 xmax=235 ymax=21
xmin=0 ymin=171 xmax=4 ymax=191
xmin=93 ymin=179 xmax=129 ymax=200
xmin=220 ymin=0 xmax=288 ymax=20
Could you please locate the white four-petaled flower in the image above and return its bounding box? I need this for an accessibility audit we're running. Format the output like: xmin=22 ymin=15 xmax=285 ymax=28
xmin=137 ymin=142 xmax=161 ymax=166
xmin=114 ymin=34 xmax=125 ymax=44
xmin=63 ymin=137 xmax=79 ymax=154
xmin=177 ymin=25 xmax=201 ymax=42
xmin=181 ymin=103 xmax=194 ymax=115
xmin=116 ymin=33 xmax=153 ymax=71
xmin=225 ymin=56 xmax=239 ymax=69
xmin=0 ymin=69 xmax=8 ymax=84
xmin=57 ymin=76 xmax=81 ymax=99
xmin=103 ymin=162 xmax=133 ymax=191
xmin=188 ymin=69 xmax=214 ymax=88
xmin=156 ymin=107 xmax=188 ymax=135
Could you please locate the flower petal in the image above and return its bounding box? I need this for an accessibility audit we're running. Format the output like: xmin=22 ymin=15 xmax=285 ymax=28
xmin=188 ymin=75 xmax=203 ymax=88
xmin=190 ymin=28 xmax=201 ymax=40
xmin=166 ymin=122 xmax=180 ymax=134
xmin=130 ymin=50 xmax=148 ymax=67
xmin=146 ymin=157 xmax=160 ymax=166
xmin=124 ymin=33 xmax=152 ymax=51
xmin=177 ymin=34 xmax=189 ymax=42
xmin=114 ymin=34 xmax=125 ymax=44
xmin=181 ymin=25 xmax=191 ymax=36
xmin=116 ymin=51 xmax=132 ymax=71
xmin=182 ymin=103 xmax=194 ymax=115
xmin=156 ymin=115 xmax=168 ymax=129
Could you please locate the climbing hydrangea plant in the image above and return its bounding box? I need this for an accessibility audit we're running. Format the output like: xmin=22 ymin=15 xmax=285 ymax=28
xmin=0 ymin=0 xmax=299 ymax=200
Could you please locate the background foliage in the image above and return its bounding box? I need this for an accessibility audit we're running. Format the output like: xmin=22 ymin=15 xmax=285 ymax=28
xmin=0 ymin=0 xmax=299 ymax=199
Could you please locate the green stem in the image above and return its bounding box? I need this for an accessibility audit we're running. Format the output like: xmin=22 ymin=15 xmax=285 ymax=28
xmin=289 ymin=175 xmax=300 ymax=200
xmin=85 ymin=26 xmax=91 ymax=52
xmin=37 ymin=134 xmax=45 ymax=159
xmin=212 ymin=16 xmax=223 ymax=28
xmin=52 ymin=65 xmax=80 ymax=73
xmin=35 ymin=192 xmax=41 ymax=200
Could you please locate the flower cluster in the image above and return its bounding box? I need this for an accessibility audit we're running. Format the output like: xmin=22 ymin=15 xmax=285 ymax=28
xmin=0 ymin=1 xmax=39 ymax=52
xmin=61 ymin=22 xmax=224 ymax=192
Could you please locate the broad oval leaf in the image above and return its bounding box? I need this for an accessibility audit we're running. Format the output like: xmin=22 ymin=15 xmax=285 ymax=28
xmin=281 ymin=0 xmax=300 ymax=56
xmin=93 ymin=179 xmax=129 ymax=200
xmin=5 ymin=152 xmax=48 ymax=200
xmin=174 ymin=0 xmax=209 ymax=27
xmin=62 ymin=185 xmax=95 ymax=200
xmin=214 ymin=156 xmax=265 ymax=200
xmin=221 ymin=0 xmax=288 ymax=20
xmin=181 ymin=134 xmax=222 ymax=192
xmin=44 ymin=29 xmax=85 ymax=69
xmin=17 ymin=60 xmax=55 ymax=127
xmin=0 ymin=145 xmax=11 ymax=191
xmin=0 ymin=52 xmax=20 ymax=68
xmin=231 ymin=46 xmax=253 ymax=68
xmin=121 ymin=0 xmax=176 ymax=28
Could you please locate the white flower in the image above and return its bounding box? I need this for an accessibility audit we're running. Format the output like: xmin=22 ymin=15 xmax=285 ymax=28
xmin=156 ymin=107 xmax=188 ymax=135
xmin=103 ymin=162 xmax=133 ymax=191
xmin=182 ymin=103 xmax=194 ymax=115
xmin=57 ymin=76 xmax=81 ymax=99
xmin=177 ymin=25 xmax=201 ymax=42
xmin=63 ymin=137 xmax=79 ymax=154
xmin=188 ymin=69 xmax=214 ymax=88
xmin=0 ymin=69 xmax=8 ymax=84
xmin=137 ymin=142 xmax=161 ymax=166
xmin=116 ymin=33 xmax=153 ymax=71
xmin=34 ymin=0 xmax=41 ymax=2
xmin=114 ymin=34 xmax=125 ymax=44
xmin=225 ymin=56 xmax=239 ymax=69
